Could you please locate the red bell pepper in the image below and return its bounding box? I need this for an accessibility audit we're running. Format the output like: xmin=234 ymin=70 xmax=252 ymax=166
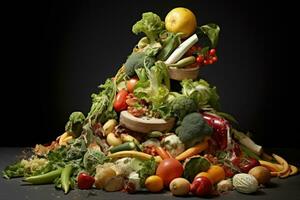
xmin=202 ymin=112 xmax=229 ymax=150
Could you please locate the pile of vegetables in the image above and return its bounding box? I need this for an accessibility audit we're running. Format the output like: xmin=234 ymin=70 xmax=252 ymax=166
xmin=2 ymin=7 xmax=298 ymax=197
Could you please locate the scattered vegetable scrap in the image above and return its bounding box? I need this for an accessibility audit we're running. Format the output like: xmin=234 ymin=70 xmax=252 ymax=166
xmin=2 ymin=7 xmax=298 ymax=197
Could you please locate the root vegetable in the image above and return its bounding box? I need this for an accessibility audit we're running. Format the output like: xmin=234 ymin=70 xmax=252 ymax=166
xmin=106 ymin=133 xmax=122 ymax=146
xmin=217 ymin=179 xmax=233 ymax=193
xmin=248 ymin=166 xmax=271 ymax=185
xmin=169 ymin=178 xmax=190 ymax=196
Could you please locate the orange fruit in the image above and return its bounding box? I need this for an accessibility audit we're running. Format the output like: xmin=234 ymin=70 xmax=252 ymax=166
xmin=165 ymin=7 xmax=197 ymax=38
xmin=206 ymin=165 xmax=225 ymax=184
xmin=145 ymin=175 xmax=164 ymax=192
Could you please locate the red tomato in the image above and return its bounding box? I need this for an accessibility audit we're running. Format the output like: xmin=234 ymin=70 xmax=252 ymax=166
xmin=156 ymin=158 xmax=183 ymax=186
xmin=113 ymin=89 xmax=128 ymax=112
xmin=126 ymin=78 xmax=138 ymax=93
xmin=77 ymin=172 xmax=95 ymax=190
xmin=209 ymin=48 xmax=216 ymax=56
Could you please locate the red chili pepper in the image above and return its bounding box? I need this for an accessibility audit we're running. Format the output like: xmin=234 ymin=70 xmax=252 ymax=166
xmin=77 ymin=172 xmax=95 ymax=190
xmin=202 ymin=112 xmax=229 ymax=150
xmin=190 ymin=176 xmax=212 ymax=197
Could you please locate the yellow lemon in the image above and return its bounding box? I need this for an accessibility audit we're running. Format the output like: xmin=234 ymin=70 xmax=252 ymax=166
xmin=165 ymin=7 xmax=197 ymax=38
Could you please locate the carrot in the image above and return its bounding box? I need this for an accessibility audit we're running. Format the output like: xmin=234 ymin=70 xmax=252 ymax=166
xmin=155 ymin=146 xmax=171 ymax=160
xmin=175 ymin=137 xmax=209 ymax=161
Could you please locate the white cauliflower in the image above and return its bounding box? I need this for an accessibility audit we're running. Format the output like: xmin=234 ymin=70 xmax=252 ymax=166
xmin=114 ymin=157 xmax=133 ymax=176
xmin=161 ymin=134 xmax=185 ymax=157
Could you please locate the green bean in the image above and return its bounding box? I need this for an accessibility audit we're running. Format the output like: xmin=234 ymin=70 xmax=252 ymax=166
xmin=167 ymin=56 xmax=196 ymax=68
xmin=24 ymin=168 xmax=62 ymax=184
xmin=61 ymin=165 xmax=73 ymax=194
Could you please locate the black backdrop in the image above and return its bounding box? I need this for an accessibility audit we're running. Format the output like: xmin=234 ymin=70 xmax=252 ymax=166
xmin=3 ymin=0 xmax=297 ymax=148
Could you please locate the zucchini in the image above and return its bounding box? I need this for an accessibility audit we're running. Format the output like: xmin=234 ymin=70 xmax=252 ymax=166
xmin=110 ymin=142 xmax=136 ymax=153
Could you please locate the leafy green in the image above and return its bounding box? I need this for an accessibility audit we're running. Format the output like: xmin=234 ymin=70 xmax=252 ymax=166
xmin=124 ymin=52 xmax=155 ymax=77
xmin=132 ymin=12 xmax=165 ymax=43
xmin=170 ymin=95 xmax=198 ymax=121
xmin=87 ymin=78 xmax=117 ymax=124
xmin=137 ymin=157 xmax=157 ymax=187
xmin=2 ymin=161 xmax=25 ymax=179
xmin=83 ymin=149 xmax=109 ymax=175
xmin=65 ymin=112 xmax=85 ymax=137
xmin=157 ymin=32 xmax=181 ymax=61
xmin=175 ymin=113 xmax=213 ymax=148
xmin=196 ymin=23 xmax=220 ymax=48
xmin=181 ymin=79 xmax=220 ymax=110
xmin=134 ymin=61 xmax=171 ymax=118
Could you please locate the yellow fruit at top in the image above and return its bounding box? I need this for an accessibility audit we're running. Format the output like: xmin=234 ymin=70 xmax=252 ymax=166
xmin=165 ymin=7 xmax=197 ymax=38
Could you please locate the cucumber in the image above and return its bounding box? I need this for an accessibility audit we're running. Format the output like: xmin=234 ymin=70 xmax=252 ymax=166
xmin=110 ymin=142 xmax=136 ymax=153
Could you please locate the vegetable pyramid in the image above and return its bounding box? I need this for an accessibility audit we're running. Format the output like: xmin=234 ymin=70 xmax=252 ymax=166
xmin=3 ymin=7 xmax=297 ymax=197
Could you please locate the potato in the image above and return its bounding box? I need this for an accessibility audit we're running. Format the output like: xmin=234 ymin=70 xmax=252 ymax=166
xmin=249 ymin=166 xmax=271 ymax=185
xmin=106 ymin=133 xmax=122 ymax=146
xmin=169 ymin=178 xmax=190 ymax=196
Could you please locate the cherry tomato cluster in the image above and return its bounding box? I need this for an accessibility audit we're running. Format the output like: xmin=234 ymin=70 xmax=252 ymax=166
xmin=185 ymin=45 xmax=218 ymax=67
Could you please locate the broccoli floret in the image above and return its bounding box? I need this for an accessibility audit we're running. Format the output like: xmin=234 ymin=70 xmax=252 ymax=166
xmin=132 ymin=12 xmax=164 ymax=43
xmin=175 ymin=112 xmax=212 ymax=148
xmin=124 ymin=52 xmax=155 ymax=77
xmin=171 ymin=95 xmax=197 ymax=121
xmin=65 ymin=111 xmax=85 ymax=137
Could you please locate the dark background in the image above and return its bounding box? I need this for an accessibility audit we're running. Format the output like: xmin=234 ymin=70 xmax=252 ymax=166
xmin=3 ymin=0 xmax=297 ymax=148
